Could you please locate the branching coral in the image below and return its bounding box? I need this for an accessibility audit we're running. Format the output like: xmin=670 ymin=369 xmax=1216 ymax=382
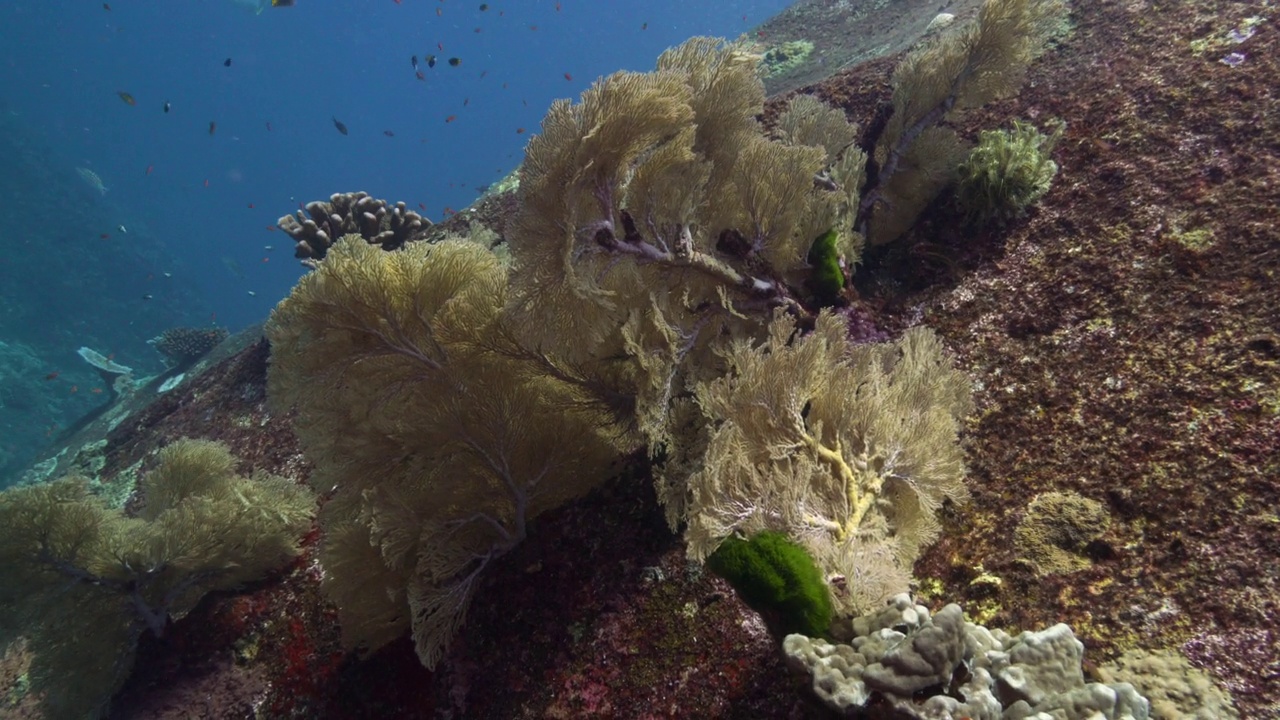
xmin=279 ymin=191 xmax=431 ymax=261
xmin=148 ymin=326 xmax=229 ymax=368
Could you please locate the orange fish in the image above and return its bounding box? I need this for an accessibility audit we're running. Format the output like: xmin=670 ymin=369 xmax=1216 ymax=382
xmin=266 ymin=225 xmax=277 ymax=231
xmin=564 ymin=72 xmax=572 ymax=81
xmin=555 ymin=2 xmax=561 ymax=10
xmin=90 ymin=387 xmax=103 ymax=394
xmin=438 ymin=42 xmax=444 ymax=50
xmin=516 ymin=127 xmax=525 ymax=134
xmin=416 ymin=70 xmax=425 ymax=80
xmin=436 ymin=7 xmax=441 ymax=15
xmin=44 ymin=372 xmax=59 ymax=381
xmin=69 ymin=385 xmax=78 ymax=394
xmin=248 ymin=202 xmax=255 ymax=208
xmin=100 ymin=233 xmax=110 ymax=239
xmin=262 ymin=257 xmax=270 ymax=263
xmin=418 ymin=202 xmax=427 ymax=210
xmin=117 ymin=91 xmax=136 ymax=106
xmin=445 ymin=115 xmax=457 ymax=123
xmin=145 ymin=164 xmax=154 ymax=175
xmin=204 ymin=179 xmax=210 ymax=187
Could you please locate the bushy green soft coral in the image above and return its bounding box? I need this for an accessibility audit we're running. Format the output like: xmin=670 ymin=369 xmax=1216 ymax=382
xmin=0 ymin=438 xmax=316 ymax=720
xmin=707 ymin=531 xmax=834 ymax=637
xmin=760 ymin=40 xmax=814 ymax=78
xmin=954 ymin=119 xmax=1064 ymax=226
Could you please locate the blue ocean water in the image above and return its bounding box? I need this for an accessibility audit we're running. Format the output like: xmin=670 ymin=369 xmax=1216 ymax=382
xmin=0 ymin=0 xmax=789 ymax=486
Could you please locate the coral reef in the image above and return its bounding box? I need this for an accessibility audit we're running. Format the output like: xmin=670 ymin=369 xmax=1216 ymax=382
xmin=1 ymin=0 xmax=1273 ymax=716
xmin=278 ymin=191 xmax=431 ymax=261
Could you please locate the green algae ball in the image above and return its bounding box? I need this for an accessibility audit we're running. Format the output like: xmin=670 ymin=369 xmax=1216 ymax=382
xmin=707 ymin=531 xmax=834 ymax=638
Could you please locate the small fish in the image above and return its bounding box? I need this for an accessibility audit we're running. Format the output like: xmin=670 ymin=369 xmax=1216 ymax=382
xmin=272 ymin=0 xmax=296 ymax=5
xmin=163 ymin=101 xmax=171 ymax=113
xmin=117 ymin=91 xmax=136 ymax=106
xmin=479 ymin=3 xmax=488 ymax=10
xmin=248 ymin=202 xmax=254 ymax=208
xmin=163 ymin=272 xmax=172 ymax=277
xmin=247 ymin=290 xmax=257 ymax=296
xmin=264 ymin=245 xmax=274 ymax=251
xmin=411 ymin=55 xmax=419 ymax=70
xmin=448 ymin=57 xmax=461 ymax=67
xmin=437 ymin=42 xmax=443 ymax=51
xmin=641 ymin=22 xmax=647 ymax=30
xmin=418 ymin=202 xmax=427 ymax=210
xmin=103 ymin=3 xmax=110 ymax=9
xmin=445 ymin=115 xmax=457 ymax=123
xmin=332 ymin=116 xmax=349 ymax=135
xmin=209 ymin=120 xmax=217 ymax=135
xmin=266 ymin=225 xmax=277 ymax=231
xmin=100 ymin=233 xmax=110 ymax=239
xmin=262 ymin=257 xmax=269 ymax=263
xmin=426 ymin=55 xmax=437 ymax=68
xmin=516 ymin=127 xmax=525 ymax=134
xmin=383 ymin=130 xmax=395 ymax=137
xmin=223 ymin=58 xmax=232 ymax=67
xmin=416 ymin=70 xmax=425 ymax=80
xmin=69 ymin=385 xmax=78 ymax=394
xmin=529 ymin=25 xmax=538 ymax=31
xmin=436 ymin=7 xmax=442 ymax=15
xmin=463 ymin=97 xmax=469 ymax=106
xmin=145 ymin=164 xmax=154 ymax=175
xmin=45 ymin=372 xmax=59 ymax=381
xmin=555 ymin=1 xmax=561 ymax=10
xmin=90 ymin=387 xmax=103 ymax=394
xmin=142 ymin=294 xmax=153 ymax=300
xmin=117 ymin=224 xmax=127 ymax=234
xmin=266 ymin=121 xmax=273 ymax=131
xmin=204 ymin=179 xmax=210 ymax=187
xmin=564 ymin=72 xmax=572 ymax=81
